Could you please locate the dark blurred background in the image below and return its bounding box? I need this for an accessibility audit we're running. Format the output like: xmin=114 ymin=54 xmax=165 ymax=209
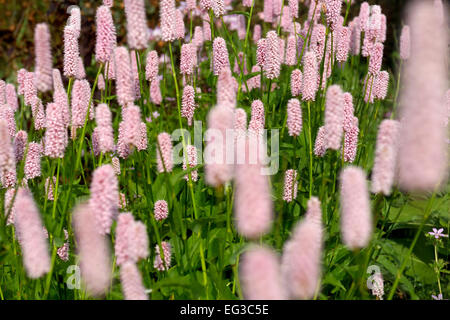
xmin=0 ymin=0 xmax=413 ymax=83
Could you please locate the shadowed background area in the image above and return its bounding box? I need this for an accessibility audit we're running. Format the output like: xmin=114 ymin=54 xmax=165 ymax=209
xmin=0 ymin=0 xmax=410 ymax=82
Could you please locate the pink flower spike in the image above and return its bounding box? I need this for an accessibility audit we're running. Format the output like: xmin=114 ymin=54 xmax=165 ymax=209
xmin=34 ymin=23 xmax=53 ymax=92
xmin=314 ymin=126 xmax=327 ymax=157
xmin=212 ymin=0 xmax=225 ymax=17
xmin=154 ymin=200 xmax=169 ymax=221
xmin=336 ymin=26 xmax=350 ymax=62
xmin=324 ymin=85 xmax=344 ymax=150
xmin=183 ymin=145 xmax=198 ymax=182
xmin=181 ymin=85 xmax=196 ymax=126
xmin=213 ymin=37 xmax=230 ymax=76
xmin=44 ymin=103 xmax=67 ymax=159
xmin=290 ymin=69 xmax=302 ymax=97
xmin=342 ymin=92 xmax=355 ymax=132
xmin=122 ymin=104 xmax=142 ymax=148
xmin=63 ymin=25 xmax=80 ymax=78
xmin=124 ymin=0 xmax=148 ymax=50
xmin=256 ymin=39 xmax=267 ymax=67
xmin=14 ymin=130 xmax=28 ymax=163
xmin=120 ymin=262 xmax=148 ymax=300
xmin=114 ymin=46 xmax=135 ymax=107
xmin=95 ymin=5 xmax=117 ymax=64
xmin=374 ymin=71 xmax=389 ymax=100
xmin=263 ymin=0 xmax=274 ymax=23
xmin=6 ymin=84 xmax=19 ymax=112
xmin=217 ymin=68 xmax=237 ymax=107
xmin=301 ymin=52 xmax=318 ymax=102
xmin=23 ymin=71 xmax=37 ymax=106
xmin=14 ymin=188 xmax=51 ymax=279
xmin=281 ymin=196 xmax=323 ymax=299
xmin=73 ymin=203 xmax=112 ymax=297
xmin=287 ymin=98 xmax=302 ymax=137
xmin=368 ymin=42 xmax=384 ymax=75
xmin=154 ymin=241 xmax=172 ymax=271
xmin=285 ymin=35 xmax=297 ymax=66
xmin=399 ymin=25 xmax=410 ymax=60
xmin=160 ymin=0 xmax=176 ymax=42
xmin=248 ymin=100 xmax=265 ymax=136
xmin=340 ymin=166 xmax=372 ymax=250
xmin=145 ymin=50 xmax=159 ymax=82
xmin=24 ymin=142 xmax=42 ymax=180
xmin=180 ymin=43 xmax=196 ymax=75
xmin=71 ymin=79 xmax=91 ymax=129
xmin=89 ymin=164 xmax=119 ymax=235
xmin=0 ymin=120 xmax=17 ymax=188
xmin=264 ymin=31 xmax=281 ymax=80
xmin=150 ymin=77 xmax=162 ymax=105
xmin=137 ymin=122 xmax=148 ymax=151
xmin=343 ymin=116 xmax=359 ymax=163
xmin=175 ymin=9 xmax=185 ymax=39
xmin=240 ymin=246 xmax=287 ymax=300
xmin=371 ymin=120 xmax=400 ymax=196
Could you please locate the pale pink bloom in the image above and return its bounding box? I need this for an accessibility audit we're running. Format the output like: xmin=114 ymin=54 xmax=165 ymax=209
xmin=137 ymin=122 xmax=148 ymax=151
xmin=71 ymin=79 xmax=91 ymax=129
xmin=234 ymin=108 xmax=247 ymax=133
xmin=6 ymin=84 xmax=19 ymax=112
xmin=263 ymin=0 xmax=274 ymax=23
xmin=264 ymin=31 xmax=281 ymax=80
xmin=105 ymin=57 xmax=116 ymax=80
xmin=117 ymin=122 xmax=131 ymax=159
xmin=325 ymin=0 xmax=342 ymax=30
xmin=342 ymin=92 xmax=354 ymax=132
xmin=248 ymin=100 xmax=265 ymax=135
xmin=120 ymin=262 xmax=148 ymax=300
xmin=130 ymin=51 xmax=141 ymax=101
xmin=242 ymin=0 xmax=252 ymax=7
xmin=92 ymin=130 xmax=100 ymax=157
xmin=336 ymin=26 xmax=350 ymax=62
xmin=363 ymin=75 xmax=375 ymax=104
xmin=0 ymin=121 xmax=16 ymax=188
xmin=89 ymin=164 xmax=119 ymax=235
xmin=68 ymin=6 xmax=81 ymax=36
xmin=63 ymin=26 xmax=79 ymax=78
xmin=234 ymin=134 xmax=273 ymax=239
xmin=349 ymin=17 xmax=361 ymax=55
xmin=114 ymin=46 xmax=135 ymax=107
xmin=340 ymin=166 xmax=372 ymax=250
xmin=112 ymin=156 xmax=121 ymax=175
xmin=212 ymin=0 xmax=225 ymax=17
xmin=397 ymin=1 xmax=448 ymax=192
xmin=180 ymin=43 xmax=196 ymax=75
xmin=256 ymin=39 xmax=267 ymax=67
xmin=368 ymin=42 xmax=383 ymax=75
xmin=253 ymin=24 xmax=262 ymax=43
xmin=95 ymin=5 xmax=117 ymax=64
xmin=282 ymin=169 xmax=298 ymax=202
xmin=154 ymin=241 xmax=171 ymax=271
xmin=34 ymin=23 xmax=53 ymax=92
xmin=281 ymin=7 xmax=292 ymax=33
xmin=44 ymin=103 xmax=67 ymax=158
xmin=181 ymin=85 xmax=196 ymax=126
xmin=24 ymin=142 xmax=42 ymax=180
xmin=379 ymin=14 xmax=387 ymax=43
xmin=52 ymin=69 xmax=64 ymax=92
xmin=204 ymin=105 xmax=234 ymax=187
xmin=115 ymin=213 xmax=149 ymax=265
xmin=314 ymin=126 xmax=327 ymax=157
xmin=310 ymin=23 xmax=326 ymax=63
xmin=124 ymin=0 xmax=148 ymax=50
xmin=217 ymin=68 xmax=237 ymax=107
xmin=289 ymin=0 xmax=298 ymax=18
xmin=374 ymin=71 xmax=389 ymax=100
xmin=13 ymin=130 xmax=27 ymax=163
xmin=14 ymin=188 xmax=51 ymax=278
xmin=324 ymin=85 xmax=344 ymax=150
xmin=150 ymin=77 xmax=162 ymax=105
xmin=31 ymin=98 xmax=45 ymax=131
xmin=73 ymin=203 xmax=112 ymax=297
xmin=17 ymin=68 xmax=27 ymax=95
xmin=281 ymin=196 xmax=323 ymax=299
xmin=285 ymin=35 xmax=297 ymax=66
xmin=76 ymin=56 xmax=86 ymax=80
xmin=156 ymin=132 xmax=173 ymax=173
xmin=290 ymin=69 xmax=302 ymax=97
xmin=183 ymin=145 xmax=198 ymax=182
xmin=193 ymin=26 xmax=204 ymax=48
xmin=154 ymin=200 xmax=169 ymax=221
xmin=95 ymin=104 xmax=115 ymax=153
xmin=287 ymin=98 xmax=302 ymax=137
xmin=160 ymin=0 xmax=176 ymax=42
xmin=302 ymin=51 xmax=318 ymax=102
xmin=371 ymin=120 xmax=400 ymax=196
xmin=344 ymin=116 xmax=359 ymax=163
xmin=53 ymin=89 xmax=70 ymax=127
xmin=0 ymin=105 xmax=16 ymax=138
xmin=23 ymin=71 xmax=37 ymax=106
xmin=0 ymin=80 xmax=6 ymax=105
xmin=122 ymin=105 xmax=141 ymax=148
xmin=213 ymin=37 xmax=230 ymax=76
xmin=202 ymin=13 xmax=211 ymax=41
xmin=399 ymin=25 xmax=410 ymax=60
xmin=175 ymin=9 xmax=185 ymax=39
xmin=240 ymin=246 xmax=287 ymax=300
xmin=359 ymin=2 xmax=370 ymax=32
xmin=145 ymin=50 xmax=159 ymax=82
xmin=187 ymin=0 xmax=196 ymax=10
xmin=233 ymin=51 xmax=247 ymax=75
xmin=45 ymin=176 xmax=56 ymax=201
xmin=57 ymin=229 xmax=69 ymax=262
xmin=97 ymin=74 xmax=106 ymax=91
xmin=103 ymin=0 xmax=113 ymax=7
